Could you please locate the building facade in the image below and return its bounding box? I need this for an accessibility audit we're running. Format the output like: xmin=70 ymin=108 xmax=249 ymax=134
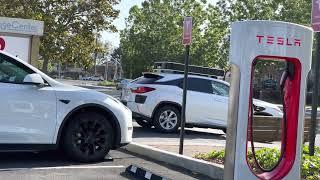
xmin=0 ymin=17 xmax=44 ymax=66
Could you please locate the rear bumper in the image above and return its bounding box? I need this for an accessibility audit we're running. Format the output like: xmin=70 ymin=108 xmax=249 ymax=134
xmin=122 ymin=100 xmax=151 ymax=116
xmin=122 ymin=100 xmax=153 ymax=122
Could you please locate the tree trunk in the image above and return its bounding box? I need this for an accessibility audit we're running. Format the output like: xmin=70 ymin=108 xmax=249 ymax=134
xmin=113 ymin=60 xmax=118 ymax=80
xmin=42 ymin=58 xmax=49 ymax=74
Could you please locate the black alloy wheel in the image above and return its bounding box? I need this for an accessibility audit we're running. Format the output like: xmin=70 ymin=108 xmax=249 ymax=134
xmin=62 ymin=112 xmax=114 ymax=162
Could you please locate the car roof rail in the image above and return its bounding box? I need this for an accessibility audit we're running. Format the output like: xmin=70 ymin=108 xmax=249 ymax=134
xmin=153 ymin=61 xmax=225 ymax=79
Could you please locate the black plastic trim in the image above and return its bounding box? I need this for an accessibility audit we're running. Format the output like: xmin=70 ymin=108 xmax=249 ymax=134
xmin=0 ymin=144 xmax=57 ymax=152
xmin=59 ymin=99 xmax=71 ymax=104
xmin=132 ymin=112 xmax=152 ymax=122
xmin=121 ymin=101 xmax=128 ymax=106
xmin=135 ymin=95 xmax=147 ymax=104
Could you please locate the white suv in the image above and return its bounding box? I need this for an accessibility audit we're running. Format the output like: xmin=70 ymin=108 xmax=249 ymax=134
xmin=121 ymin=73 xmax=283 ymax=133
xmin=0 ymin=51 xmax=132 ymax=162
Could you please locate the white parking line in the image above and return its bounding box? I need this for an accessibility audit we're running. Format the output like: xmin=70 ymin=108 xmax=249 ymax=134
xmin=0 ymin=165 xmax=125 ymax=171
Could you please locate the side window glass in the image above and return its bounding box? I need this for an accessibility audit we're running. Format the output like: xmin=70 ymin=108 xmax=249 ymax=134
xmin=0 ymin=54 xmax=33 ymax=84
xmin=188 ymin=78 xmax=213 ymax=94
xmin=161 ymin=78 xmax=184 ymax=88
xmin=174 ymin=78 xmax=183 ymax=88
xmin=211 ymin=81 xmax=229 ymax=96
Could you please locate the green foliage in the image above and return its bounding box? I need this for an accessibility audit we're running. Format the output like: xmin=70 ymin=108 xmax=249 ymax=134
xmin=301 ymin=146 xmax=320 ymax=180
xmin=217 ymin=0 xmax=310 ymax=25
xmin=247 ymin=148 xmax=280 ymax=172
xmin=194 ymin=146 xmax=320 ymax=179
xmin=120 ymin=0 xmax=312 ymax=79
xmin=194 ymin=149 xmax=225 ymax=161
xmin=0 ymin=0 xmax=120 ymax=72
xmin=216 ymin=0 xmax=312 ymax=74
xmin=120 ymin=0 xmax=228 ymax=78
xmin=98 ymin=81 xmax=116 ymax=87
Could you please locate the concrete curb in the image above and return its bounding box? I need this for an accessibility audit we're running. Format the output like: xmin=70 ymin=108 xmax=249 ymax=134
xmin=122 ymin=142 xmax=224 ymax=180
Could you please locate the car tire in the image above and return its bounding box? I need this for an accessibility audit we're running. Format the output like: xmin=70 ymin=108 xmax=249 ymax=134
xmin=153 ymin=105 xmax=181 ymax=133
xmin=135 ymin=118 xmax=152 ymax=128
xmin=62 ymin=112 xmax=114 ymax=162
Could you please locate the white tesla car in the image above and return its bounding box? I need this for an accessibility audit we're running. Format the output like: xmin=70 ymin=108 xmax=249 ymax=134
xmin=0 ymin=51 xmax=132 ymax=162
xmin=121 ymin=73 xmax=283 ymax=133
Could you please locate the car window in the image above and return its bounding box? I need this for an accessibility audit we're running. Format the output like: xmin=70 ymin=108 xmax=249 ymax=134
xmin=133 ymin=74 xmax=163 ymax=84
xmin=0 ymin=54 xmax=34 ymax=84
xmin=211 ymin=81 xmax=229 ymax=96
xmin=187 ymin=78 xmax=213 ymax=94
xmin=157 ymin=78 xmax=183 ymax=88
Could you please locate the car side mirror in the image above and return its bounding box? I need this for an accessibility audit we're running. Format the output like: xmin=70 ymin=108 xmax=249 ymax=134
xmin=23 ymin=73 xmax=45 ymax=85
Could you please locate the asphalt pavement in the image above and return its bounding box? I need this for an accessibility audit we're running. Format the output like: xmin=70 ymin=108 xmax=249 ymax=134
xmin=0 ymin=150 xmax=210 ymax=180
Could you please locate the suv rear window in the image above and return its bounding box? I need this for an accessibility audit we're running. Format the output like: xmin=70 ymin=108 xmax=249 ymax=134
xmin=132 ymin=74 xmax=163 ymax=84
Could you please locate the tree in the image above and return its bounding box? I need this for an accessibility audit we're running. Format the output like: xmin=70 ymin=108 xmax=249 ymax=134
xmin=120 ymin=0 xmax=228 ymax=78
xmin=0 ymin=0 xmax=120 ymax=73
xmin=216 ymin=0 xmax=312 ymax=72
xmin=122 ymin=0 xmax=311 ymax=78
xmin=110 ymin=47 xmax=122 ymax=79
xmin=217 ymin=0 xmax=310 ymax=25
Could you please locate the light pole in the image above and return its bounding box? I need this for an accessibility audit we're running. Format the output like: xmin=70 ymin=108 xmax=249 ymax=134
xmin=99 ymin=57 xmax=122 ymax=81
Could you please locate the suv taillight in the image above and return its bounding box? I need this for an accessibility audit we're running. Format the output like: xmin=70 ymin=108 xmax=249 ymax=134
xmin=131 ymin=87 xmax=155 ymax=94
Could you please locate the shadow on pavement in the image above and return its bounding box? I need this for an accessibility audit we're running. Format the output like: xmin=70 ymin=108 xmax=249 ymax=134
xmin=0 ymin=150 xmax=111 ymax=170
xmin=119 ymin=149 xmax=213 ymax=180
xmin=120 ymin=171 xmax=138 ymax=180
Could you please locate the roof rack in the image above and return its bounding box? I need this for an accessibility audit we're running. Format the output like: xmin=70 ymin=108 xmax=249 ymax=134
xmin=153 ymin=61 xmax=225 ymax=79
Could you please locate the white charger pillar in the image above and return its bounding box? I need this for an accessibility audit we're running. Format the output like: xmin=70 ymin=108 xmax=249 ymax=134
xmin=224 ymin=21 xmax=313 ymax=180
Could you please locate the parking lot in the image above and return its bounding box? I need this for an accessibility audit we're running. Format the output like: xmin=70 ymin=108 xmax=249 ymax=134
xmin=0 ymin=149 xmax=210 ymax=180
xmin=0 ymin=79 xmax=219 ymax=180
xmin=60 ymin=80 xmax=320 ymax=156
xmin=1 ymin=79 xmax=315 ymax=180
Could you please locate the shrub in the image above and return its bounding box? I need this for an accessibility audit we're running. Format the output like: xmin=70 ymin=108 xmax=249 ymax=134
xmin=247 ymin=148 xmax=280 ymax=173
xmin=194 ymin=145 xmax=320 ymax=179
xmin=301 ymin=146 xmax=320 ymax=180
xmin=98 ymin=81 xmax=116 ymax=87
xmin=194 ymin=149 xmax=225 ymax=164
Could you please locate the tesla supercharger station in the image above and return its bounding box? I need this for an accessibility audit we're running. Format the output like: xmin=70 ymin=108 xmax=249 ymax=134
xmin=224 ymin=21 xmax=313 ymax=180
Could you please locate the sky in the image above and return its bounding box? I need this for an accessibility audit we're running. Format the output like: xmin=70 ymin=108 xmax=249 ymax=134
xmin=102 ymin=0 xmax=217 ymax=47
xmin=101 ymin=0 xmax=144 ymax=47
